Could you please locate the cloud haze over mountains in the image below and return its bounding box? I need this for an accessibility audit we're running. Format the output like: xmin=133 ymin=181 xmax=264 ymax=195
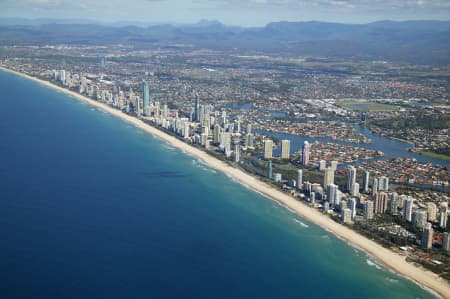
xmin=0 ymin=20 xmax=449 ymax=65
xmin=1 ymin=0 xmax=450 ymax=26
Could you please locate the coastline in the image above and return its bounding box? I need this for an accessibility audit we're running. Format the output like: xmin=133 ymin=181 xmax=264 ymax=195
xmin=1 ymin=67 xmax=449 ymax=299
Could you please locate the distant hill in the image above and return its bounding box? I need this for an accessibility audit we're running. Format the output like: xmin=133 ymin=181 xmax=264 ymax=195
xmin=0 ymin=20 xmax=449 ymax=65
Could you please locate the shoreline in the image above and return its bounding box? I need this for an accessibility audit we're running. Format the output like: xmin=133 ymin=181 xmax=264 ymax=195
xmin=2 ymin=66 xmax=449 ymax=299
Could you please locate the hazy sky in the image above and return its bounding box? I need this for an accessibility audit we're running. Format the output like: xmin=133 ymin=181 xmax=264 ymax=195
xmin=1 ymin=0 xmax=450 ymax=26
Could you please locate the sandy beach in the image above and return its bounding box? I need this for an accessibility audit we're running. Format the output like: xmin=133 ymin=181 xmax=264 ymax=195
xmin=2 ymin=66 xmax=449 ymax=299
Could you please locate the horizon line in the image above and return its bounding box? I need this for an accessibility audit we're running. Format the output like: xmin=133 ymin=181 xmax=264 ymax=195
xmin=1 ymin=17 xmax=450 ymax=28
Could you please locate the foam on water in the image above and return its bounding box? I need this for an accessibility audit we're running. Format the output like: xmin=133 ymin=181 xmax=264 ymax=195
xmin=293 ymin=219 xmax=309 ymax=228
xmin=366 ymin=259 xmax=382 ymax=270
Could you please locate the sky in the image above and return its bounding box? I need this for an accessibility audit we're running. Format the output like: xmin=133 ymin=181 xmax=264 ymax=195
xmin=1 ymin=0 xmax=450 ymax=27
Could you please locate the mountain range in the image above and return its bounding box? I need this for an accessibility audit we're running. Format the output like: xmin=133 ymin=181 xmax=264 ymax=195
xmin=0 ymin=19 xmax=449 ymax=65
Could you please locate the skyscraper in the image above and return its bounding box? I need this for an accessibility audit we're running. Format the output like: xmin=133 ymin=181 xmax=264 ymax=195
xmin=302 ymin=141 xmax=310 ymax=166
xmin=363 ymin=170 xmax=370 ymax=193
xmin=443 ymin=232 xmax=450 ymax=251
xmin=267 ymin=160 xmax=273 ymax=179
xmin=194 ymin=93 xmax=200 ymax=122
xmin=378 ymin=176 xmax=389 ymax=192
xmin=246 ymin=124 xmax=252 ymax=134
xmin=374 ymin=192 xmax=388 ymax=214
xmin=372 ymin=178 xmax=378 ymax=196
xmin=142 ymin=81 xmax=150 ymax=114
xmin=342 ymin=208 xmax=353 ymax=224
xmin=318 ymin=160 xmax=326 ymax=171
xmin=220 ymin=132 xmax=231 ymax=153
xmin=326 ymin=184 xmax=339 ymax=207
xmin=135 ymin=96 xmax=141 ymax=117
xmin=296 ymin=169 xmax=303 ymax=190
xmin=59 ymin=70 xmax=66 ymax=83
xmin=389 ymin=192 xmax=399 ymax=215
xmin=245 ymin=133 xmax=254 ymax=148
xmin=323 ymin=167 xmax=334 ymax=188
xmin=413 ymin=210 xmax=428 ymax=229
xmin=439 ymin=202 xmax=448 ymax=228
xmin=351 ymin=182 xmax=359 ymax=197
xmin=403 ymin=197 xmax=414 ymax=222
xmin=281 ymin=140 xmax=291 ymax=159
xmin=234 ymin=143 xmax=240 ymax=163
xmin=330 ymin=160 xmax=338 ymax=171
xmin=426 ymin=202 xmax=437 ymax=222
xmin=363 ymin=200 xmax=374 ymax=221
xmin=347 ymin=165 xmax=356 ymax=193
xmin=213 ymin=124 xmax=221 ymax=144
xmin=421 ymin=223 xmax=433 ymax=250
xmin=348 ymin=198 xmax=357 ymax=219
xmin=264 ymin=139 xmax=273 ymax=159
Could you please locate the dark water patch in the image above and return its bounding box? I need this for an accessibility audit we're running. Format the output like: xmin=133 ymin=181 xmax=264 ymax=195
xmin=140 ymin=171 xmax=186 ymax=179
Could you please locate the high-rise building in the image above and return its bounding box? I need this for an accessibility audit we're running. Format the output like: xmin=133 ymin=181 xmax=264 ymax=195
xmin=234 ymin=143 xmax=240 ymax=163
xmin=162 ymin=104 xmax=169 ymax=118
xmin=348 ymin=198 xmax=357 ymax=219
xmin=439 ymin=202 xmax=448 ymax=228
xmin=443 ymin=233 xmax=450 ymax=251
xmin=363 ymin=200 xmax=374 ymax=221
xmin=245 ymin=133 xmax=254 ymax=148
xmin=426 ymin=203 xmax=437 ymax=222
xmin=200 ymin=133 xmax=207 ymax=147
xmin=363 ymin=170 xmax=370 ymax=193
xmin=389 ymin=192 xmax=399 ymax=215
xmin=323 ymin=167 xmax=334 ymax=188
xmin=330 ymin=160 xmax=338 ymax=171
xmin=303 ymin=181 xmax=312 ymax=194
xmin=319 ymin=160 xmax=326 ymax=171
xmin=372 ymin=178 xmax=378 ymax=195
xmin=213 ymin=124 xmax=221 ymax=144
xmin=347 ymin=166 xmax=356 ymax=193
xmin=296 ymin=169 xmax=303 ymax=190
xmin=264 ymin=139 xmax=273 ymax=159
xmin=235 ymin=121 xmax=241 ymax=133
xmin=413 ymin=210 xmax=428 ymax=229
xmin=194 ymin=93 xmax=200 ymax=122
xmin=135 ymin=96 xmax=141 ymax=117
xmin=398 ymin=194 xmax=407 ymax=209
xmin=403 ymin=197 xmax=414 ymax=222
xmin=351 ymin=182 xmax=360 ymax=197
xmin=374 ymin=192 xmax=388 ymax=214
xmin=183 ymin=123 xmax=190 ymax=138
xmin=302 ymin=141 xmax=310 ymax=166
xmin=273 ymin=173 xmax=282 ymax=182
xmin=246 ymin=124 xmax=252 ymax=134
xmin=267 ymin=160 xmax=272 ymax=179
xmin=201 ymin=126 xmax=209 ymax=137
xmin=220 ymin=132 xmax=231 ymax=153
xmin=142 ymin=81 xmax=150 ymax=114
xmin=310 ymin=191 xmax=316 ymax=204
xmin=326 ymin=184 xmax=339 ymax=207
xmin=378 ymin=176 xmax=389 ymax=191
xmin=59 ymin=70 xmax=66 ymax=83
xmin=342 ymin=208 xmax=353 ymax=224
xmin=421 ymin=223 xmax=433 ymax=250
xmin=281 ymin=140 xmax=291 ymax=159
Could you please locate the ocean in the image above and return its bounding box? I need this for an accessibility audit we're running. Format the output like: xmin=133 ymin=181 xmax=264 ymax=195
xmin=0 ymin=70 xmax=436 ymax=298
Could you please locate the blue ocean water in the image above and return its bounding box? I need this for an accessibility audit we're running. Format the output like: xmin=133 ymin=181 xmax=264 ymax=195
xmin=0 ymin=70 xmax=436 ymax=298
